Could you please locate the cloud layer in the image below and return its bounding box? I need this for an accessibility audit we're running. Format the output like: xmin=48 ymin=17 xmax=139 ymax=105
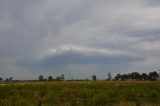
xmin=16 ymin=45 xmax=144 ymax=69
xmin=0 ymin=0 xmax=160 ymax=79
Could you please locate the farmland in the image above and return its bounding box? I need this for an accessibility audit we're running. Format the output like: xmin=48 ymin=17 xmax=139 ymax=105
xmin=0 ymin=81 xmax=160 ymax=106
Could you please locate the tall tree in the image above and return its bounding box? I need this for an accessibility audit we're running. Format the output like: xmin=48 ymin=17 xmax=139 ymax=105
xmin=92 ymin=75 xmax=97 ymax=81
xmin=114 ymin=73 xmax=121 ymax=80
xmin=9 ymin=77 xmax=13 ymax=81
xmin=120 ymin=74 xmax=128 ymax=81
xmin=130 ymin=72 xmax=140 ymax=80
xmin=48 ymin=75 xmax=53 ymax=81
xmin=0 ymin=77 xmax=3 ymax=81
xmin=39 ymin=75 xmax=44 ymax=81
xmin=141 ymin=73 xmax=148 ymax=80
xmin=107 ymin=72 xmax=112 ymax=81
xmin=148 ymin=71 xmax=159 ymax=81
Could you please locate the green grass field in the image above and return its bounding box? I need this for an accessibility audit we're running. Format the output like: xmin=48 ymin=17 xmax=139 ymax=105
xmin=0 ymin=81 xmax=160 ymax=106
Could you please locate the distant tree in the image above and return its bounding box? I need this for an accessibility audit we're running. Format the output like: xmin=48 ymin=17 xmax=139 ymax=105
xmin=141 ymin=73 xmax=148 ymax=80
xmin=120 ymin=74 xmax=128 ymax=81
xmin=107 ymin=72 xmax=112 ymax=81
xmin=5 ymin=77 xmax=12 ymax=82
xmin=39 ymin=75 xmax=44 ymax=81
xmin=130 ymin=72 xmax=140 ymax=80
xmin=92 ymin=75 xmax=97 ymax=81
xmin=0 ymin=77 xmax=3 ymax=81
xmin=6 ymin=78 xmax=9 ymax=82
xmin=127 ymin=73 xmax=132 ymax=80
xmin=61 ymin=74 xmax=65 ymax=81
xmin=148 ymin=71 xmax=159 ymax=81
xmin=9 ymin=77 xmax=12 ymax=81
xmin=48 ymin=75 xmax=53 ymax=81
xmin=56 ymin=76 xmax=60 ymax=81
xmin=114 ymin=71 xmax=160 ymax=81
xmin=114 ymin=73 xmax=121 ymax=80
xmin=55 ymin=74 xmax=65 ymax=81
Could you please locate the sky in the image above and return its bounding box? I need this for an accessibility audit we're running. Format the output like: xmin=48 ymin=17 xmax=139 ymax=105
xmin=0 ymin=0 xmax=160 ymax=80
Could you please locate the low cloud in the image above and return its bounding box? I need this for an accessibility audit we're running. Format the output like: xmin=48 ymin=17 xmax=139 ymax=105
xmin=15 ymin=46 xmax=144 ymax=69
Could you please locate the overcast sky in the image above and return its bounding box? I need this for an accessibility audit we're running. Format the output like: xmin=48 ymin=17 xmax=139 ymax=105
xmin=0 ymin=0 xmax=160 ymax=80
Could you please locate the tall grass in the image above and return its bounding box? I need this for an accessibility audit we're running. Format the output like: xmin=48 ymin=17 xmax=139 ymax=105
xmin=0 ymin=81 xmax=160 ymax=106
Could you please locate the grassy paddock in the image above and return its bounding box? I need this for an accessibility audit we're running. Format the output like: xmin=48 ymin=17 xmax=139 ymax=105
xmin=0 ymin=81 xmax=160 ymax=106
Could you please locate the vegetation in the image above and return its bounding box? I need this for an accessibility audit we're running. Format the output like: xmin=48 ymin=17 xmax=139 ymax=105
xmin=39 ymin=75 xmax=44 ymax=81
xmin=0 ymin=81 xmax=160 ymax=106
xmin=92 ymin=75 xmax=97 ymax=81
xmin=107 ymin=72 xmax=112 ymax=81
xmin=114 ymin=71 xmax=160 ymax=81
xmin=0 ymin=71 xmax=159 ymax=82
xmin=0 ymin=71 xmax=159 ymax=105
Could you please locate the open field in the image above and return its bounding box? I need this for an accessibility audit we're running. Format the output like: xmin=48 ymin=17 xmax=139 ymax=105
xmin=0 ymin=81 xmax=160 ymax=106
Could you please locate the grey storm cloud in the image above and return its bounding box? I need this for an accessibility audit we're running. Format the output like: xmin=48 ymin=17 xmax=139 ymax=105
xmin=0 ymin=0 xmax=160 ymax=79
xmin=144 ymin=0 xmax=160 ymax=7
xmin=15 ymin=47 xmax=144 ymax=69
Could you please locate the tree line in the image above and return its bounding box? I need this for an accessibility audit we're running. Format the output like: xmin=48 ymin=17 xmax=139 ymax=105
xmin=91 ymin=71 xmax=160 ymax=81
xmin=0 ymin=71 xmax=159 ymax=82
xmin=114 ymin=71 xmax=160 ymax=81
xmin=0 ymin=77 xmax=13 ymax=82
xmin=38 ymin=74 xmax=65 ymax=81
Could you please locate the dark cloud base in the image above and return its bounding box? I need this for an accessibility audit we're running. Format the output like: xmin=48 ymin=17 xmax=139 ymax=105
xmin=15 ymin=51 xmax=144 ymax=70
